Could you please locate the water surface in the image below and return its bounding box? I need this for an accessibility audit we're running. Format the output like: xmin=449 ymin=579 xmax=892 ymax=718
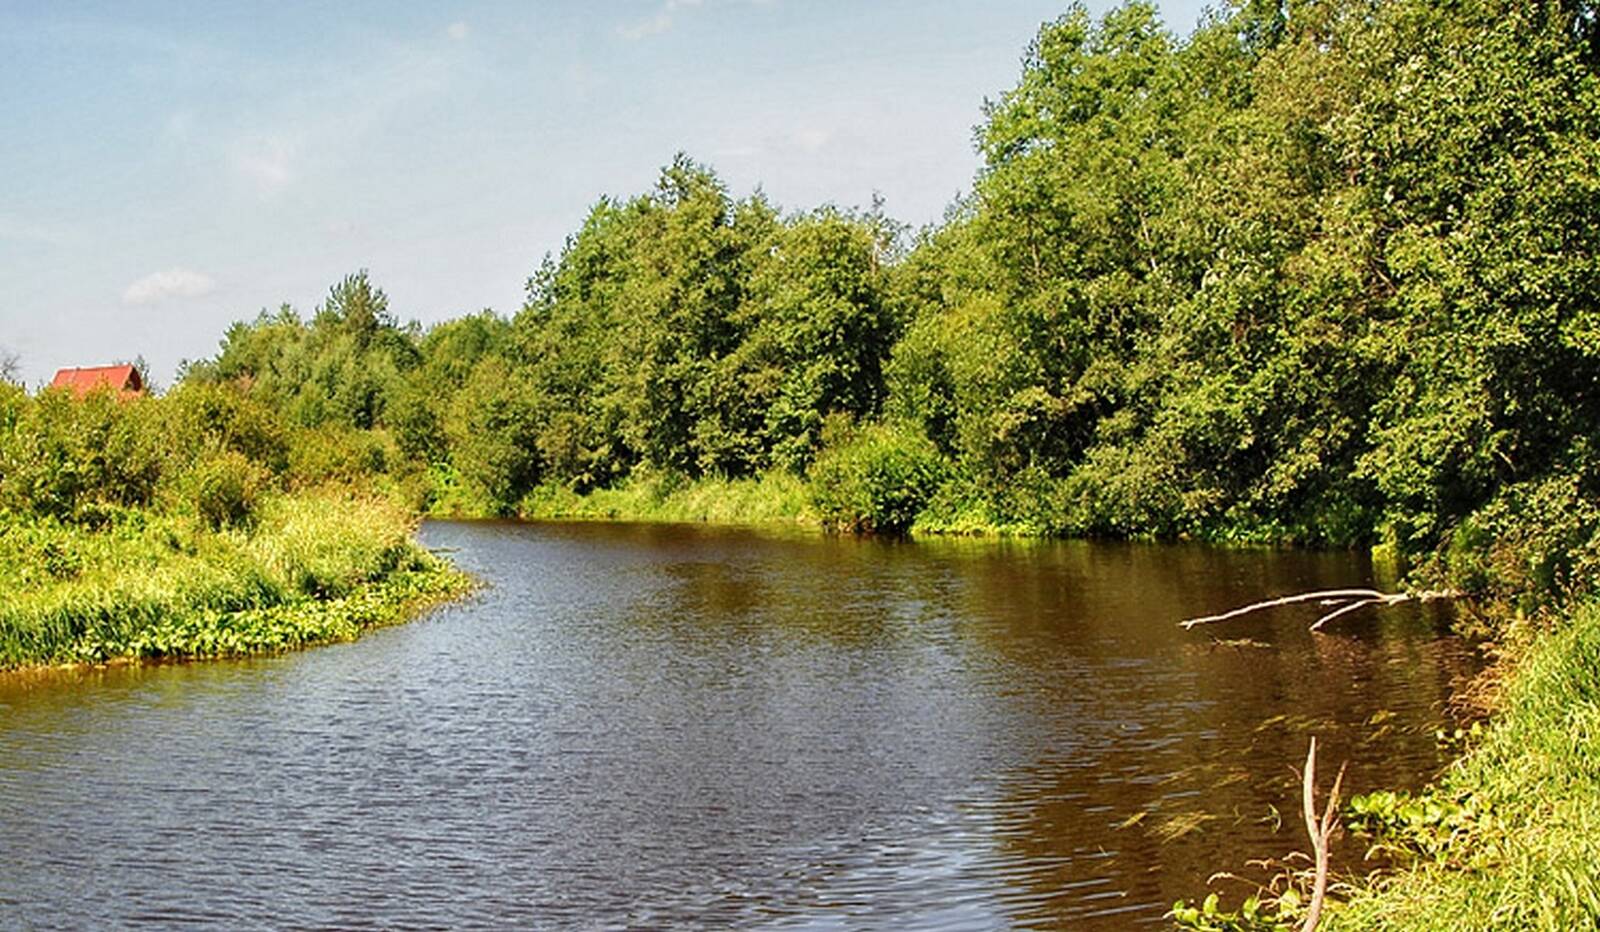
xmin=0 ymin=521 xmax=1479 ymax=928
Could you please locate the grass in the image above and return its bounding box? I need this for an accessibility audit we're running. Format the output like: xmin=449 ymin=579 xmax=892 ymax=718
xmin=0 ymin=491 xmax=471 ymax=670
xmin=510 ymin=470 xmax=815 ymax=527
xmin=1324 ymin=604 xmax=1600 ymax=929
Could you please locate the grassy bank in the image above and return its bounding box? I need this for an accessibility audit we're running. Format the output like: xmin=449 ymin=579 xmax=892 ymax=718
xmin=1322 ymin=605 xmax=1600 ymax=929
xmin=1174 ymin=605 xmax=1600 ymax=930
xmin=429 ymin=469 xmax=816 ymax=528
xmin=0 ymin=491 xmax=470 ymax=670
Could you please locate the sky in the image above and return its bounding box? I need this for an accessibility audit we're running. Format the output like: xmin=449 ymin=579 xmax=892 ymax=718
xmin=1 ymin=0 xmax=1210 ymax=389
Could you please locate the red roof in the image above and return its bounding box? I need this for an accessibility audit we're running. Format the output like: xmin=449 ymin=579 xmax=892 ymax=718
xmin=49 ymin=365 xmax=144 ymax=397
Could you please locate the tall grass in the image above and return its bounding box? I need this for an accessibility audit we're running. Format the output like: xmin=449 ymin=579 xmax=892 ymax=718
xmin=1327 ymin=606 xmax=1600 ymax=929
xmin=504 ymin=470 xmax=815 ymax=527
xmin=0 ymin=491 xmax=468 ymax=669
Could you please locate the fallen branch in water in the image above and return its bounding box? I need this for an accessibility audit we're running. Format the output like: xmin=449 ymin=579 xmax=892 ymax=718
xmin=1180 ymin=588 xmax=1462 ymax=632
xmin=1300 ymin=737 xmax=1345 ymax=932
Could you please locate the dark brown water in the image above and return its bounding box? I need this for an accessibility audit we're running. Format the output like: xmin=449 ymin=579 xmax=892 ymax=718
xmin=0 ymin=520 xmax=1478 ymax=929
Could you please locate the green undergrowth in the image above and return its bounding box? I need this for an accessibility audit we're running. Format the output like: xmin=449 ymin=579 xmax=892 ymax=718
xmin=434 ymin=469 xmax=816 ymax=528
xmin=0 ymin=491 xmax=471 ymax=669
xmin=1323 ymin=604 xmax=1600 ymax=930
xmin=1174 ymin=603 xmax=1600 ymax=930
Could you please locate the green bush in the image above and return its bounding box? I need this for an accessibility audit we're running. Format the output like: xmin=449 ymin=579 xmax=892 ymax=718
xmin=809 ymin=422 xmax=945 ymax=534
xmin=286 ymin=423 xmax=390 ymax=487
xmin=162 ymin=382 xmax=289 ymax=474
xmin=186 ymin=451 xmax=269 ymax=529
xmin=0 ymin=387 xmax=167 ymax=522
xmin=446 ymin=357 xmax=543 ymax=514
xmin=1432 ymin=470 xmax=1600 ymax=614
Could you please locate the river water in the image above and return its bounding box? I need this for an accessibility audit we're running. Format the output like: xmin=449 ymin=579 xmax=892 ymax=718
xmin=0 ymin=520 xmax=1479 ymax=928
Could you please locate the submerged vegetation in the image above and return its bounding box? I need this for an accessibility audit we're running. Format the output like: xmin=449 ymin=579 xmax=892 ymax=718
xmin=1177 ymin=605 xmax=1600 ymax=930
xmin=1328 ymin=607 xmax=1600 ymax=928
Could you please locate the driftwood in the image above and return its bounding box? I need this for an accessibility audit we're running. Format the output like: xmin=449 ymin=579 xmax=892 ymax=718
xmin=1299 ymin=737 xmax=1345 ymax=932
xmin=1180 ymin=588 xmax=1461 ymax=633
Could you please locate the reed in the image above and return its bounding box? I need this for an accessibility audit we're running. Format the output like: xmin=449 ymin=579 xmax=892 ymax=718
xmin=508 ymin=470 xmax=815 ymax=527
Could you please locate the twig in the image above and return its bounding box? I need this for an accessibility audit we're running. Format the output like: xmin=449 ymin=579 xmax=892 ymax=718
xmin=1308 ymin=594 xmax=1401 ymax=631
xmin=1180 ymin=588 xmax=1462 ymax=632
xmin=1300 ymin=737 xmax=1346 ymax=932
xmin=1179 ymin=589 xmax=1385 ymax=629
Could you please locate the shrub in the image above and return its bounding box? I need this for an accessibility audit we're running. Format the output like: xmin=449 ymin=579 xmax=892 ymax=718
xmin=286 ymin=423 xmax=389 ymax=487
xmin=183 ymin=450 xmax=269 ymax=529
xmin=809 ymin=422 xmax=945 ymax=534
xmin=162 ymin=383 xmax=289 ymax=474
xmin=1433 ymin=469 xmax=1600 ymax=614
xmin=0 ymin=387 xmax=167 ymax=522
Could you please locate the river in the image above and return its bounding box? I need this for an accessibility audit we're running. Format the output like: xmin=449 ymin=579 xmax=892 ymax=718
xmin=0 ymin=520 xmax=1479 ymax=928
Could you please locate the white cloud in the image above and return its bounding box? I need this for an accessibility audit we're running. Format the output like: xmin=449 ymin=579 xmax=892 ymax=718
xmin=446 ymin=21 xmax=469 ymax=41
xmin=619 ymin=0 xmax=705 ymax=40
xmin=122 ymin=268 xmax=216 ymax=305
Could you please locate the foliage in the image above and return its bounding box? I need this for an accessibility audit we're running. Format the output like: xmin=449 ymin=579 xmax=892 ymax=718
xmin=510 ymin=155 xmax=900 ymax=485
xmin=185 ymin=271 xmax=419 ymax=432
xmin=445 ymin=357 xmax=542 ymax=514
xmin=181 ymin=449 xmax=268 ymax=529
xmin=809 ymin=421 xmax=945 ymax=535
xmin=1327 ymin=601 xmax=1600 ymax=929
xmin=0 ymin=492 xmax=468 ymax=669
xmin=1170 ymin=891 xmax=1296 ymax=932
xmin=514 ymin=469 xmax=813 ymax=526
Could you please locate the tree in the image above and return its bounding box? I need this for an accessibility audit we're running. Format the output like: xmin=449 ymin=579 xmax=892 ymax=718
xmin=0 ymin=347 xmax=20 ymax=385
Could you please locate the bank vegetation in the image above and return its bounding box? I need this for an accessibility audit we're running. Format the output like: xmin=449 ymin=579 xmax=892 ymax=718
xmin=0 ymin=383 xmax=468 ymax=670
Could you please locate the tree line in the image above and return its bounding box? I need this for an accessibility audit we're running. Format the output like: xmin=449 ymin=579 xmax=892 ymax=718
xmin=153 ymin=0 xmax=1600 ymax=603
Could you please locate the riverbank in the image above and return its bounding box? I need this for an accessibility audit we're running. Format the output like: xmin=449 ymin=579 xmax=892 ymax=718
xmin=0 ymin=490 xmax=471 ymax=671
xmin=428 ymin=465 xmax=1347 ymax=545
xmin=1321 ymin=603 xmax=1600 ymax=928
xmin=429 ymin=470 xmax=818 ymax=529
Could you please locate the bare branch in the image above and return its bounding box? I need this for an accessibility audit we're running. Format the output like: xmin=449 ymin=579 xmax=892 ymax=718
xmin=1309 ymin=595 xmax=1396 ymax=631
xmin=1181 ymin=588 xmax=1464 ymax=632
xmin=1180 ymin=589 xmax=1385 ymax=629
xmin=1300 ymin=737 xmax=1345 ymax=932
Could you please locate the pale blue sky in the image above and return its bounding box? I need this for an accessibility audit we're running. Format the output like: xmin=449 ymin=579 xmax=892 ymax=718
xmin=2 ymin=0 xmax=1210 ymax=387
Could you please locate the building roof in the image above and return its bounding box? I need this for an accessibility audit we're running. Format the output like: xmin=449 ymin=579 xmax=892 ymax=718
xmin=49 ymin=365 xmax=144 ymax=397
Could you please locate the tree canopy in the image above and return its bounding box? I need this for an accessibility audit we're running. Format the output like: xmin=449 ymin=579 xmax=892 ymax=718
xmin=160 ymin=0 xmax=1600 ymax=601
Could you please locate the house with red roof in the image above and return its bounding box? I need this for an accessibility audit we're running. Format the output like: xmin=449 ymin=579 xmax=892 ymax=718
xmin=49 ymin=365 xmax=145 ymax=398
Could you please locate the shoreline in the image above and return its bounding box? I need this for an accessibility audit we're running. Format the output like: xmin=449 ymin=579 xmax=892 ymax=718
xmin=1319 ymin=602 xmax=1600 ymax=928
xmin=0 ymin=491 xmax=474 ymax=674
xmin=0 ymin=554 xmax=470 ymax=678
xmin=432 ymin=473 xmax=1382 ymax=553
xmin=0 ymin=564 xmax=474 ymax=679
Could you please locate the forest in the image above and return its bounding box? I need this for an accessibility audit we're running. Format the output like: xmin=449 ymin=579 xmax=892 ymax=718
xmin=151 ymin=0 xmax=1600 ymax=611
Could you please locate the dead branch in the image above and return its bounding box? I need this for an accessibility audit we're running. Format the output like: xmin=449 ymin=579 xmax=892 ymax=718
xmin=1180 ymin=588 xmax=1462 ymax=632
xmin=1308 ymin=593 xmax=1405 ymax=631
xmin=1300 ymin=737 xmax=1346 ymax=932
xmin=1180 ymin=589 xmax=1385 ymax=629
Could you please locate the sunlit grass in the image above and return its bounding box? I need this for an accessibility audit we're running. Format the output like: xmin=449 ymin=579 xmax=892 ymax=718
xmin=511 ymin=470 xmax=815 ymax=527
xmin=0 ymin=491 xmax=470 ymax=669
xmin=1327 ymin=604 xmax=1600 ymax=929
